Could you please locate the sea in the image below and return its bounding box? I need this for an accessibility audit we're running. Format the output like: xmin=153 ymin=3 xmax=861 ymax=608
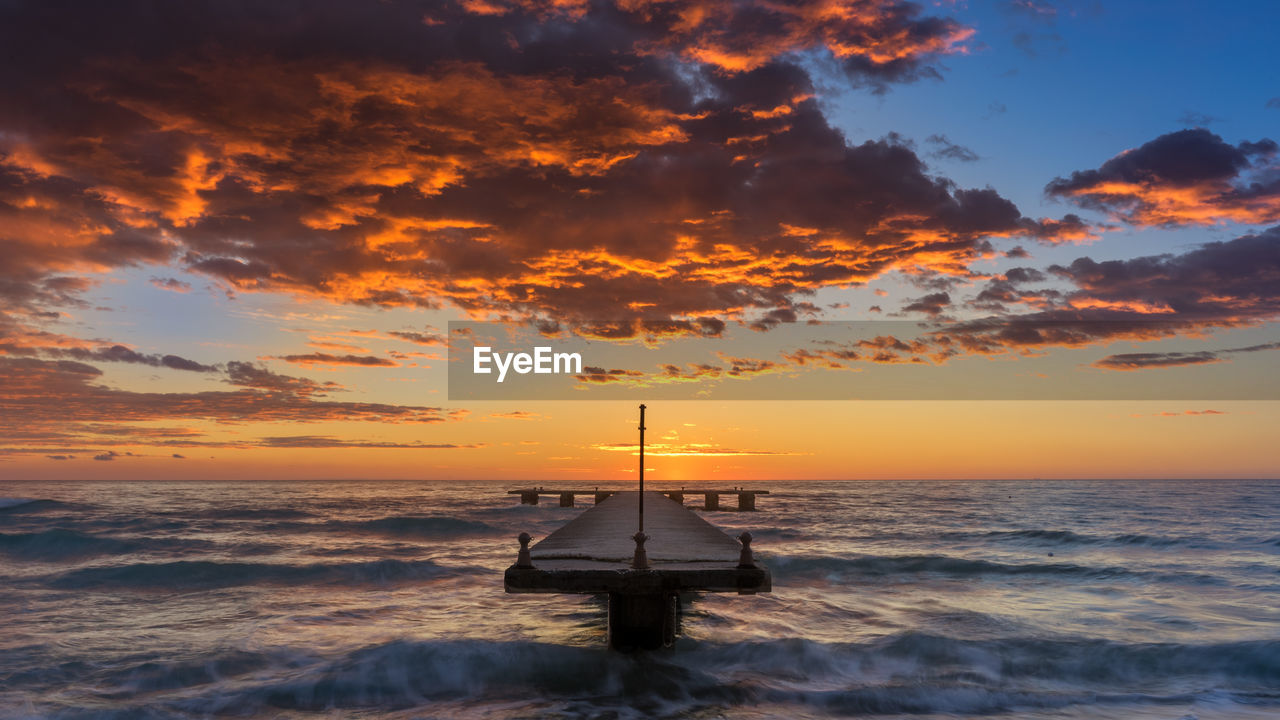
xmin=1 ymin=479 xmax=1277 ymax=719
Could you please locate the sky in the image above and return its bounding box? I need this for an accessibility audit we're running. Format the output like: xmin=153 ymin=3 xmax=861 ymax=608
xmin=1 ymin=0 xmax=1278 ymax=481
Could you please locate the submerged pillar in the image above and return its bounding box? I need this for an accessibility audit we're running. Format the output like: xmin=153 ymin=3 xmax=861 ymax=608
xmin=559 ymin=492 xmax=574 ymax=507
xmin=608 ymin=592 xmax=677 ymax=651
xmin=738 ymin=492 xmax=756 ymax=511
xmin=704 ymin=493 xmax=719 ymax=511
xmin=520 ymin=491 xmax=539 ymax=505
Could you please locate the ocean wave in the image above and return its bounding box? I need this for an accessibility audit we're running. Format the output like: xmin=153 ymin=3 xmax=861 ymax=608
xmin=0 ymin=529 xmax=283 ymax=563
xmin=346 ymin=515 xmax=498 ymax=538
xmin=0 ymin=529 xmax=144 ymax=561
xmin=765 ymin=553 xmax=1222 ymax=584
xmin=48 ymin=558 xmax=460 ymax=590
xmin=27 ymin=635 xmax=1279 ymax=718
xmin=953 ymin=528 xmax=1205 ymax=548
xmin=0 ymin=498 xmax=70 ymax=514
xmin=183 ymin=507 xmax=316 ymax=521
xmin=177 ymin=640 xmax=739 ymax=714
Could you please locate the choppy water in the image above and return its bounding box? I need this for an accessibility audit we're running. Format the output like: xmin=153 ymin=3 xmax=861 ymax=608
xmin=1 ymin=479 xmax=1278 ymax=719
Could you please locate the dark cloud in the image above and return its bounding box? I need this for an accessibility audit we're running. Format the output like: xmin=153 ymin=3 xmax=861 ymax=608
xmin=921 ymin=227 xmax=1280 ymax=361
xmin=224 ymin=361 xmax=340 ymax=396
xmin=926 ymin=134 xmax=979 ymax=162
xmin=1094 ymin=339 xmax=1280 ymax=371
xmin=971 ymin=267 xmax=1060 ymax=312
xmin=0 ymin=357 xmax=459 ymax=434
xmin=1046 ymin=227 xmax=1280 ymax=319
xmin=1092 ymin=351 xmax=1222 ymax=371
xmin=150 ymin=277 xmax=191 ymax=293
xmin=1046 ymin=129 xmax=1280 ymax=226
xmin=388 ymin=330 xmax=445 ymax=346
xmin=0 ymin=0 xmax=1082 ymax=334
xmin=1021 ymin=213 xmax=1096 ymax=244
xmin=12 ymin=343 xmax=219 ymax=372
xmin=901 ymin=292 xmax=952 ymax=316
xmin=275 ymin=353 xmax=398 ymax=367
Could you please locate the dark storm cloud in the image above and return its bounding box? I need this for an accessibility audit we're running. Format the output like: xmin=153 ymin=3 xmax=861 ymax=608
xmin=936 ymin=227 xmax=1280 ymax=357
xmin=0 ymin=0 xmax=1084 ymax=337
xmin=1046 ymin=128 xmax=1280 ymax=226
xmin=1047 ymin=227 xmax=1280 ymax=318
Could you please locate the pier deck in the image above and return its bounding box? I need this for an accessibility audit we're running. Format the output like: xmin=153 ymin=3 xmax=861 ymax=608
xmin=506 ymin=491 xmax=770 ymax=593
xmin=505 ymin=491 xmax=770 ymax=649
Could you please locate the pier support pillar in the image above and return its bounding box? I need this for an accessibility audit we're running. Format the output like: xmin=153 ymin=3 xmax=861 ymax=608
xmin=704 ymin=493 xmax=719 ymax=511
xmin=667 ymin=491 xmax=683 ymax=504
xmin=520 ymin=491 xmax=539 ymax=505
xmin=608 ymin=592 xmax=676 ymax=651
xmin=738 ymin=492 xmax=756 ymax=511
xmin=559 ymin=492 xmax=574 ymax=507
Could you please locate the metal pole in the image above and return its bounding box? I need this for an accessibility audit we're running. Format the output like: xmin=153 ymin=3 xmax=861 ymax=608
xmin=638 ymin=403 xmax=646 ymax=533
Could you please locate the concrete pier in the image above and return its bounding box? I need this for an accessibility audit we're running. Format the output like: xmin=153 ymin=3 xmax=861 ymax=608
xmin=505 ymin=491 xmax=771 ymax=650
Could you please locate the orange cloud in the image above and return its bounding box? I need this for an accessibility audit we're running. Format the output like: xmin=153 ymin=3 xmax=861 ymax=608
xmin=0 ymin=0 xmax=1076 ymax=334
xmin=1047 ymin=129 xmax=1280 ymax=227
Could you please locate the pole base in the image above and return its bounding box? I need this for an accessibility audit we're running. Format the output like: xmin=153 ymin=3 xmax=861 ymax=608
xmin=607 ymin=592 xmax=677 ymax=651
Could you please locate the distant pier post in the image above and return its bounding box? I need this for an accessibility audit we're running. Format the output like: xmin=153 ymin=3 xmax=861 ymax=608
xmin=520 ymin=490 xmax=539 ymax=505
xmin=705 ymin=492 xmax=719 ymax=511
xmin=559 ymin=492 xmax=574 ymax=507
xmin=738 ymin=492 xmax=756 ymax=511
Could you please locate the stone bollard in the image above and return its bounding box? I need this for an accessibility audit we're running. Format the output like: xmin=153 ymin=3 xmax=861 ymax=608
xmin=737 ymin=532 xmax=755 ymax=569
xmin=516 ymin=532 xmax=535 ymax=569
xmin=631 ymin=531 xmax=649 ymax=569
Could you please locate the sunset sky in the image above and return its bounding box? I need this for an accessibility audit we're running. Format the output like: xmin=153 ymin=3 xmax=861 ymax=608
xmin=1 ymin=0 xmax=1278 ymax=481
